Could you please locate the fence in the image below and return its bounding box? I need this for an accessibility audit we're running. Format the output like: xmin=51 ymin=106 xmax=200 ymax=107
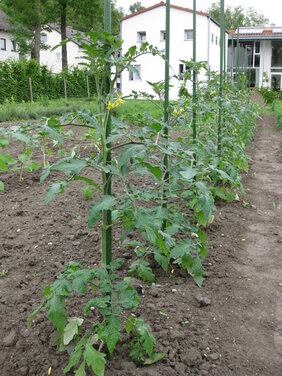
xmin=0 ymin=59 xmax=96 ymax=104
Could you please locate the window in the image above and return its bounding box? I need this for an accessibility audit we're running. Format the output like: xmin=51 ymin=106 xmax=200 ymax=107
xmin=11 ymin=41 xmax=16 ymax=52
xmin=160 ymin=31 xmax=166 ymax=41
xmin=0 ymin=38 xmax=6 ymax=51
xmin=184 ymin=29 xmax=193 ymax=41
xmin=129 ymin=64 xmax=141 ymax=81
xmin=215 ymin=36 xmax=218 ymax=45
xmin=211 ymin=33 xmax=214 ymax=43
xmin=56 ymin=52 xmax=61 ymax=61
xmin=255 ymin=41 xmax=260 ymax=54
xmin=179 ymin=63 xmax=190 ymax=80
xmin=137 ymin=32 xmax=146 ymax=43
xmin=41 ymin=34 xmax=48 ymax=43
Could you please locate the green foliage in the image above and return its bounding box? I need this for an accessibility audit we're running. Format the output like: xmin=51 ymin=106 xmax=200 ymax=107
xmin=273 ymin=99 xmax=282 ymax=128
xmin=29 ymin=260 xmax=159 ymax=375
xmin=208 ymin=2 xmax=269 ymax=29
xmin=82 ymin=186 xmax=94 ymax=200
xmin=0 ymin=59 xmax=96 ymax=105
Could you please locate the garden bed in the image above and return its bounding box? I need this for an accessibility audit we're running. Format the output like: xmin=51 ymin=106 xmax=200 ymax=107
xmin=1 ymin=113 xmax=282 ymax=376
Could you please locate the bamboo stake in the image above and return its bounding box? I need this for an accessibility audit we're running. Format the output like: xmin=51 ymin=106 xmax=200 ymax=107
xmin=29 ymin=77 xmax=33 ymax=103
xmin=86 ymin=75 xmax=90 ymax=98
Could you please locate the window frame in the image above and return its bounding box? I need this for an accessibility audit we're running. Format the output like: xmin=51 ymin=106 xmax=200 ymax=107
xmin=0 ymin=38 xmax=6 ymax=51
xmin=129 ymin=64 xmax=141 ymax=81
xmin=137 ymin=31 xmax=146 ymax=43
xmin=184 ymin=29 xmax=193 ymax=41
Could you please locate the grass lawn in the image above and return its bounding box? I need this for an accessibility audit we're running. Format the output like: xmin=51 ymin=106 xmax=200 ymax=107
xmin=272 ymin=100 xmax=282 ymax=128
xmin=0 ymin=97 xmax=162 ymax=123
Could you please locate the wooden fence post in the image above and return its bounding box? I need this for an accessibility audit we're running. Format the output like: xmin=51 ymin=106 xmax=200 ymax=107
xmin=29 ymin=77 xmax=33 ymax=103
xmin=64 ymin=77 xmax=67 ymax=102
xmin=86 ymin=75 xmax=90 ymax=98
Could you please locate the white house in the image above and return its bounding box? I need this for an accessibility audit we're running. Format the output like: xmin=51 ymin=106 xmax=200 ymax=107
xmin=120 ymin=1 xmax=228 ymax=99
xmin=0 ymin=11 xmax=86 ymax=72
xmin=0 ymin=12 xmax=18 ymax=61
xmin=229 ymin=27 xmax=282 ymax=90
xmin=40 ymin=25 xmax=87 ymax=73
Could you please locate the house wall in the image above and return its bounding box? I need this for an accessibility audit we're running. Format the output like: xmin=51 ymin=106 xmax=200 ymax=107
xmin=40 ymin=29 xmax=86 ymax=73
xmin=121 ymin=6 xmax=227 ymax=99
xmin=0 ymin=30 xmax=19 ymax=61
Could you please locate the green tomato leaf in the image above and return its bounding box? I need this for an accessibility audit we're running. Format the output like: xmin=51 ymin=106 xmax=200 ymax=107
xmin=118 ymin=145 xmax=144 ymax=169
xmin=180 ymin=167 xmax=197 ymax=181
xmin=46 ymin=295 xmax=67 ymax=334
xmin=88 ymin=195 xmax=115 ymax=228
xmin=84 ymin=344 xmax=106 ymax=376
xmin=143 ymin=162 xmax=162 ymax=180
xmin=63 ymin=317 xmax=84 ymax=346
xmin=45 ymin=181 xmax=68 ymax=204
xmin=170 ymin=239 xmax=191 ymax=259
xmin=0 ymin=181 xmax=4 ymax=191
xmin=144 ymin=352 xmax=166 ymax=365
xmin=74 ymin=361 xmax=86 ymax=376
xmin=98 ymin=315 xmax=120 ymax=355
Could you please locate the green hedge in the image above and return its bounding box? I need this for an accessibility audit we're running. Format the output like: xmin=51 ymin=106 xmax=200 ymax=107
xmin=0 ymin=58 xmax=96 ymax=104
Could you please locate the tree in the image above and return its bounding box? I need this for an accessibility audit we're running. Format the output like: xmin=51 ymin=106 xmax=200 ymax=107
xmin=208 ymin=2 xmax=269 ymax=29
xmin=0 ymin=0 xmax=50 ymax=62
xmin=129 ymin=2 xmax=144 ymax=14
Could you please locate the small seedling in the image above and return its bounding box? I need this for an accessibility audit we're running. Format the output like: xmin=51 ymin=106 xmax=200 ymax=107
xmin=0 ymin=269 xmax=7 ymax=277
xmin=82 ymin=186 xmax=93 ymax=200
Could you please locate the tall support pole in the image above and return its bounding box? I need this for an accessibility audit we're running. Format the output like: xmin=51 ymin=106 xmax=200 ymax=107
xmin=236 ymin=27 xmax=239 ymax=83
xmin=162 ymin=0 xmax=170 ymax=226
xmin=231 ymin=35 xmax=234 ymax=83
xmin=192 ymin=0 xmax=197 ymax=144
xmin=103 ymin=0 xmax=112 ymax=266
xmin=244 ymin=48 xmax=248 ymax=89
xmin=218 ymin=0 xmax=224 ymax=155
xmin=223 ymin=18 xmax=226 ymax=82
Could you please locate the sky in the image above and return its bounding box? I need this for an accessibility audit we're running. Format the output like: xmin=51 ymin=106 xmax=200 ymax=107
xmin=115 ymin=0 xmax=282 ymax=26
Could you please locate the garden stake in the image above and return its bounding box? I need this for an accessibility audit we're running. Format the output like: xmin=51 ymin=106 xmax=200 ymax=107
xmin=217 ymin=0 xmax=224 ymax=155
xmin=192 ymin=0 xmax=197 ymax=145
xmin=29 ymin=77 xmax=33 ymax=103
xmin=162 ymin=0 xmax=170 ymax=229
xmin=236 ymin=28 xmax=239 ymax=83
xmin=102 ymin=0 xmax=112 ymax=266
xmin=231 ymin=35 xmax=234 ymax=83
xmin=86 ymin=75 xmax=90 ymax=98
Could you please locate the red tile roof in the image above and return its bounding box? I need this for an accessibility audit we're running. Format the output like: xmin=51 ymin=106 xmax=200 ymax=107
xmin=121 ymin=1 xmax=208 ymax=22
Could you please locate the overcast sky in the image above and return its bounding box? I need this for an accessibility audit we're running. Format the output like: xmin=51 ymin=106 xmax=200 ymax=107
xmin=116 ymin=0 xmax=281 ymax=26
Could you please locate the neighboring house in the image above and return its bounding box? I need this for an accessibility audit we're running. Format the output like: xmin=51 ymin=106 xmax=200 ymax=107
xmin=0 ymin=12 xmax=19 ymax=61
xmin=120 ymin=1 xmax=228 ymax=99
xmin=0 ymin=11 xmax=86 ymax=72
xmin=228 ymin=26 xmax=282 ymax=89
xmin=40 ymin=25 xmax=87 ymax=73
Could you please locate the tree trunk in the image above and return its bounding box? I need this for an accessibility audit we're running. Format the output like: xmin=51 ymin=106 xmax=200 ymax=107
xmin=32 ymin=0 xmax=41 ymax=63
xmin=60 ymin=0 xmax=68 ymax=71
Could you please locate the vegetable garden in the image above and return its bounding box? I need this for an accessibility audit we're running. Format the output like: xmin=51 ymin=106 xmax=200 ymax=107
xmin=1 ymin=1 xmax=276 ymax=376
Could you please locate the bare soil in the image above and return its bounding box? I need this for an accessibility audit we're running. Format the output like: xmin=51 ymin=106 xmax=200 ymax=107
xmin=0 ymin=112 xmax=282 ymax=376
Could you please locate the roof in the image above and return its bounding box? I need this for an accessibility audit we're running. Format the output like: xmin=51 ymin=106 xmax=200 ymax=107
xmin=121 ymin=1 xmax=208 ymax=22
xmin=229 ymin=26 xmax=282 ymax=40
xmin=47 ymin=24 xmax=90 ymax=47
xmin=0 ymin=11 xmax=9 ymax=31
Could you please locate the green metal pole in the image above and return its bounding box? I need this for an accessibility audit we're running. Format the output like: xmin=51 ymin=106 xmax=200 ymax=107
xmin=231 ymin=35 xmax=234 ymax=83
xmin=218 ymin=0 xmax=224 ymax=155
xmin=244 ymin=48 xmax=248 ymax=89
xmin=162 ymin=0 xmax=170 ymax=223
xmin=192 ymin=0 xmax=197 ymax=144
xmin=236 ymin=28 xmax=239 ymax=83
xmin=103 ymin=0 xmax=112 ymax=266
xmin=223 ymin=18 xmax=226 ymax=82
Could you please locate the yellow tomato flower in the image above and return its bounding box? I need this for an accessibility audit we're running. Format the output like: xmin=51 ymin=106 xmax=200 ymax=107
xmin=107 ymin=92 xmax=125 ymax=110
xmin=48 ymin=367 xmax=52 ymax=376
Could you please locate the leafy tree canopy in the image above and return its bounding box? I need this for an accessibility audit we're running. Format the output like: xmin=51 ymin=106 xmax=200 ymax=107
xmin=129 ymin=2 xmax=144 ymax=14
xmin=208 ymin=2 xmax=269 ymax=29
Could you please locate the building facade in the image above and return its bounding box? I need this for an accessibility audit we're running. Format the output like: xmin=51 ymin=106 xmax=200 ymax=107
xmin=120 ymin=2 xmax=228 ymax=99
xmin=229 ymin=26 xmax=282 ymax=89
xmin=0 ymin=11 xmax=86 ymax=72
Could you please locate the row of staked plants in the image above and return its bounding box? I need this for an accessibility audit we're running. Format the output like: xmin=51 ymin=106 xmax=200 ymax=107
xmin=0 ymin=32 xmax=259 ymax=376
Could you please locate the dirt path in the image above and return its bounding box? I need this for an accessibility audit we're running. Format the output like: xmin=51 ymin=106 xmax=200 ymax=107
xmin=0 ymin=112 xmax=281 ymax=376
